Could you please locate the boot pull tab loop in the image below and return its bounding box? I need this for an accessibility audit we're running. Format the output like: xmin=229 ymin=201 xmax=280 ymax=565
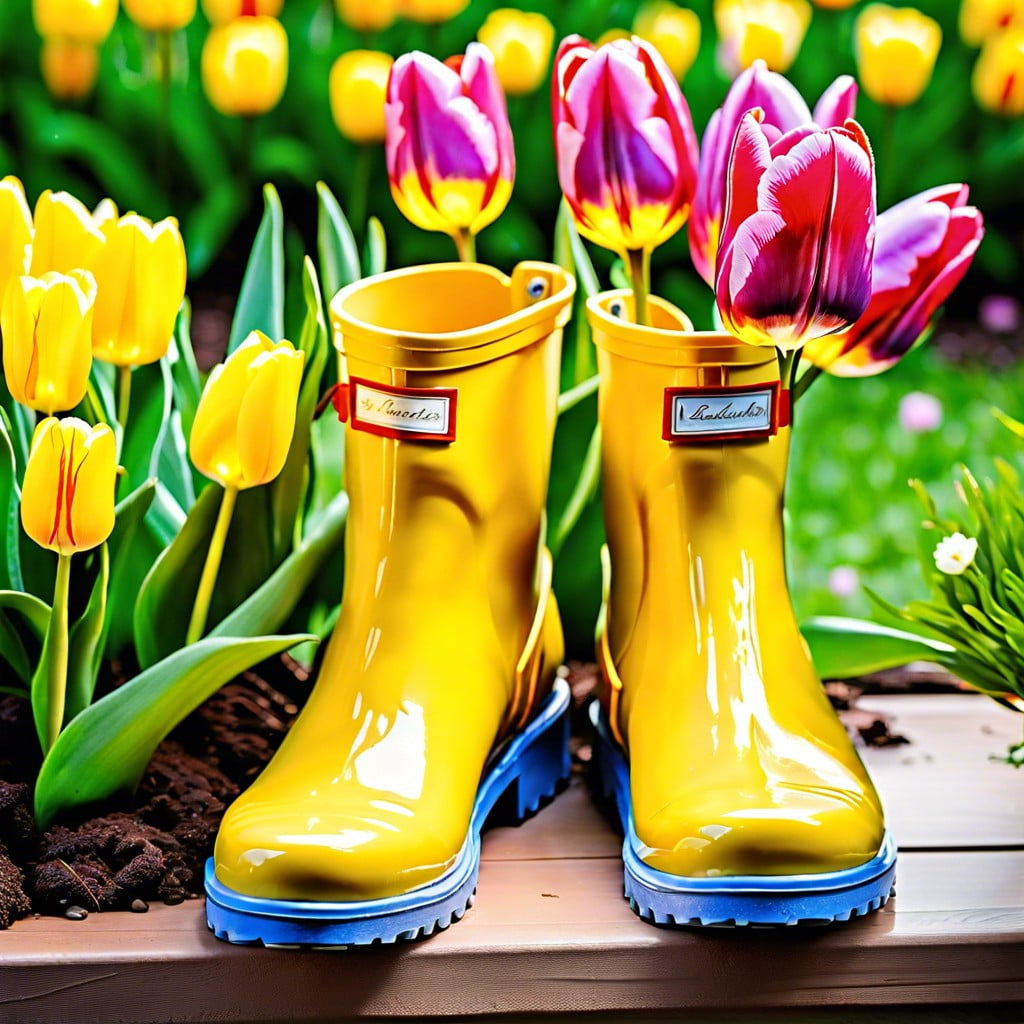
xmin=511 ymin=264 xmax=554 ymax=311
xmin=314 ymin=382 xmax=349 ymax=422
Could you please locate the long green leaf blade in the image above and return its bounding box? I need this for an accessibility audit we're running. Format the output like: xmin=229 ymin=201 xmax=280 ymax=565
xmin=33 ymin=633 xmax=315 ymax=827
xmin=227 ymin=183 xmax=285 ymax=354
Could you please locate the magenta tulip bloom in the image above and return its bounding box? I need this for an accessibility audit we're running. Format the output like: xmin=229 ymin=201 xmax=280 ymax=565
xmin=553 ymin=34 xmax=699 ymax=255
xmin=715 ymin=111 xmax=876 ymax=353
xmin=689 ymin=59 xmax=858 ymax=285
xmin=804 ymin=185 xmax=984 ymax=376
xmin=385 ymin=43 xmax=514 ymax=250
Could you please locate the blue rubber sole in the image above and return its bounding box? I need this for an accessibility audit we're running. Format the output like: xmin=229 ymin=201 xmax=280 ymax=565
xmin=590 ymin=701 xmax=897 ymax=928
xmin=204 ymin=679 xmax=571 ymax=947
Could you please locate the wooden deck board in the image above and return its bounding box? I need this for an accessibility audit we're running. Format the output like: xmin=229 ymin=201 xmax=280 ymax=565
xmin=1 ymin=695 xmax=1021 ymax=1022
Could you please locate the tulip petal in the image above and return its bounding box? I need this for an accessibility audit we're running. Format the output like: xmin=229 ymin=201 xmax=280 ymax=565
xmin=722 ymin=127 xmax=875 ymax=348
xmin=813 ymin=75 xmax=858 ymax=126
xmin=68 ymin=424 xmax=117 ymax=552
xmin=236 ymin=347 xmax=303 ymax=488
xmin=189 ymin=334 xmax=267 ymax=486
xmin=461 ymin=42 xmax=514 ymax=183
xmin=825 ymin=205 xmax=983 ymax=375
xmin=717 ymin=112 xmax=772 ymax=262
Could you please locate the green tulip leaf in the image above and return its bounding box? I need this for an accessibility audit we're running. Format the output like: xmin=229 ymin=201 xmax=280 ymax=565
xmin=0 ymin=411 xmax=23 ymax=592
xmin=270 ymin=256 xmax=330 ymax=561
xmin=316 ymin=180 xmax=360 ymax=304
xmin=168 ymin=301 xmax=203 ymax=454
xmin=33 ymin=632 xmax=316 ymax=828
xmin=228 ymin=183 xmax=285 ymax=355
xmin=212 ymin=491 xmax=349 ymax=640
xmin=184 ymin=181 xmax=248 ymax=280
xmin=103 ymin=479 xmax=157 ymax=662
xmin=551 ymin=424 xmax=601 ymax=559
xmin=65 ymin=544 xmax=109 ymax=724
xmin=799 ymin=616 xmax=954 ymax=680
xmin=20 ymin=91 xmax=160 ymax=212
xmin=134 ymin=483 xmax=221 ymax=668
xmin=0 ymin=611 xmax=30 ymax=687
xmin=308 ymin=410 xmax=347 ymax=524
xmin=364 ymin=217 xmax=387 ymax=278
xmin=120 ymin=362 xmax=170 ymax=496
xmin=0 ymin=590 xmax=50 ymax=638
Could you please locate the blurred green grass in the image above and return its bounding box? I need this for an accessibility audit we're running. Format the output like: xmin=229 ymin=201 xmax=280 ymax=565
xmin=787 ymin=340 xmax=1022 ymax=623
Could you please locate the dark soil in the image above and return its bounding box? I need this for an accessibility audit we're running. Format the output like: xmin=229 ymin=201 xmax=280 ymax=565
xmin=0 ymin=657 xmax=311 ymax=930
xmin=0 ymin=658 xmax=917 ymax=931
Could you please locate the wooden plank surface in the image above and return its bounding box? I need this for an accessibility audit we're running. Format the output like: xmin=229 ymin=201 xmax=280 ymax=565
xmin=1 ymin=695 xmax=1022 ymax=1023
xmin=856 ymin=696 xmax=1024 ymax=849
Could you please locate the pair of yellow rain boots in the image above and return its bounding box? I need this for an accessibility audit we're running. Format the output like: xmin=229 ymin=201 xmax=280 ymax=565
xmin=203 ymin=263 xmax=895 ymax=946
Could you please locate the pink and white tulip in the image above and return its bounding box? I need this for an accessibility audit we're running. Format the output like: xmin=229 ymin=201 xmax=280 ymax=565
xmin=689 ymin=59 xmax=858 ymax=285
xmin=552 ymin=34 xmax=699 ymax=256
xmin=715 ymin=111 xmax=876 ymax=352
xmin=804 ymin=184 xmax=984 ymax=376
xmin=385 ymin=44 xmax=514 ymax=244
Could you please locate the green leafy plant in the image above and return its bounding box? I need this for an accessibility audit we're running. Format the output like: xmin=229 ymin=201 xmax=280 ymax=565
xmin=801 ymin=409 xmax=1024 ymax=766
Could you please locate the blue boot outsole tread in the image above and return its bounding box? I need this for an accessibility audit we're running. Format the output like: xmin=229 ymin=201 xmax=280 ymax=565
xmin=590 ymin=701 xmax=897 ymax=928
xmin=205 ymin=679 xmax=572 ymax=947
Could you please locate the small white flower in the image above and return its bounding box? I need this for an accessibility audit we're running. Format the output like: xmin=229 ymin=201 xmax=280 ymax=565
xmin=933 ymin=533 xmax=978 ymax=576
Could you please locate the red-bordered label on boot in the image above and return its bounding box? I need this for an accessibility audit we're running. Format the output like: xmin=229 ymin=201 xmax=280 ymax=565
xmin=662 ymin=382 xmax=789 ymax=444
xmin=348 ymin=378 xmax=458 ymax=443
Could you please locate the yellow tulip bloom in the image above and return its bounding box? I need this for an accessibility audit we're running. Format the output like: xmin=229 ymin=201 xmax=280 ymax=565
xmin=2 ymin=271 xmax=96 ymax=416
xmin=334 ymin=0 xmax=397 ymax=32
xmin=201 ymin=16 xmax=288 ymax=117
xmin=973 ymin=26 xmax=1024 ymax=114
xmin=90 ymin=213 xmax=187 ymax=367
xmin=959 ymin=0 xmax=1023 ymax=47
xmin=202 ymin=0 xmax=283 ymax=23
xmin=715 ymin=0 xmax=812 ymax=73
xmin=0 ymin=177 xmax=33 ymax=304
xmin=41 ymin=38 xmax=100 ymax=102
xmin=329 ymin=50 xmax=392 ymax=143
xmin=121 ymin=0 xmax=196 ymax=32
xmin=21 ymin=417 xmax=117 ymax=555
xmin=29 ymin=190 xmax=105 ymax=277
xmin=856 ymin=4 xmax=942 ymax=106
xmin=398 ymin=0 xmax=469 ymax=24
xmin=477 ymin=9 xmax=555 ymax=96
xmin=633 ymin=2 xmax=702 ymax=81
xmin=32 ymin=0 xmax=118 ymax=44
xmin=190 ymin=331 xmax=304 ymax=490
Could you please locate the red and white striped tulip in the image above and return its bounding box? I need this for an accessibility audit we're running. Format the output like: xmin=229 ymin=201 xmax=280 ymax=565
xmin=715 ymin=111 xmax=876 ymax=352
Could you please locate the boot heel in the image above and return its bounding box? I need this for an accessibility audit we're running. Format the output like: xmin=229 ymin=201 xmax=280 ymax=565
xmin=507 ymin=703 xmax=571 ymax=821
xmin=482 ymin=680 xmax=571 ymax=829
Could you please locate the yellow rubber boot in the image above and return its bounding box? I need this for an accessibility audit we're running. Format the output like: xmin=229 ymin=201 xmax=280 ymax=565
xmin=588 ymin=291 xmax=896 ymax=928
xmin=206 ymin=262 xmax=575 ymax=946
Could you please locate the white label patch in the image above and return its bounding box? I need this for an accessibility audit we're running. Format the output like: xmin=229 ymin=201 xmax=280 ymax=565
xmin=350 ymin=379 xmax=457 ymax=443
xmin=662 ymin=384 xmax=781 ymax=443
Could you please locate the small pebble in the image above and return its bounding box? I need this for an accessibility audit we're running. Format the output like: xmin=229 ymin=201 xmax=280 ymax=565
xmin=65 ymin=905 xmax=88 ymax=921
xmin=164 ymin=892 xmax=185 ymax=906
xmin=130 ymin=899 xmax=149 ymax=914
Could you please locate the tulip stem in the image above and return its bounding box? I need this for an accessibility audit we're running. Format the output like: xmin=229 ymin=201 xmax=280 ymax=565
xmin=778 ymin=348 xmax=800 ymax=395
xmin=117 ymin=365 xmax=132 ymax=437
xmin=793 ymin=362 xmax=822 ymax=403
xmin=348 ymin=144 xmax=373 ymax=232
xmin=453 ymin=229 xmax=476 ymax=263
xmin=625 ymin=248 xmax=651 ymax=327
xmin=45 ymin=553 xmax=72 ymax=752
xmin=157 ymin=30 xmax=173 ymax=197
xmin=186 ymin=484 xmax=238 ymax=646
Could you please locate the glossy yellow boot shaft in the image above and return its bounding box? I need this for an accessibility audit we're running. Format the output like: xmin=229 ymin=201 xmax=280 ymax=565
xmin=214 ymin=262 xmax=573 ymax=902
xmin=590 ymin=292 xmax=885 ymax=880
